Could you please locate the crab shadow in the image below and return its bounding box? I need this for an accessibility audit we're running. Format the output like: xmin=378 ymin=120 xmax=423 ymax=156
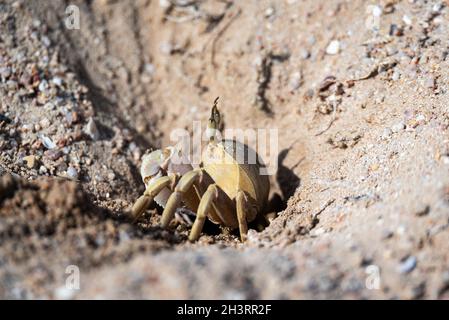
xmin=266 ymin=147 xmax=302 ymax=214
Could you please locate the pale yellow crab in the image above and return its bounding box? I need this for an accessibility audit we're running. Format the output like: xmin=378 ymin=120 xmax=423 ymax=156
xmin=131 ymin=98 xmax=270 ymax=241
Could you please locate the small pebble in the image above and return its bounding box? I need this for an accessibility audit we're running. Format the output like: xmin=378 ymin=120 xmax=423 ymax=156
xmin=38 ymin=80 xmax=48 ymax=92
xmin=84 ymin=117 xmax=100 ymax=140
xmin=52 ymin=77 xmax=63 ymax=87
xmin=396 ymin=225 xmax=406 ymax=235
xmin=389 ymin=24 xmax=404 ymax=36
xmin=40 ymin=135 xmax=57 ymax=149
xmin=442 ymin=155 xmax=449 ymax=165
xmin=23 ymin=155 xmax=37 ymax=169
xmin=6 ymin=80 xmax=18 ymax=90
xmin=391 ymin=122 xmax=405 ymax=133
xmin=310 ymin=227 xmax=326 ymax=236
xmin=326 ymin=40 xmax=340 ymax=55
xmin=45 ymin=149 xmax=63 ymax=161
xmin=66 ymin=166 xmax=78 ymax=180
xmin=381 ymin=128 xmax=392 ymax=140
xmin=107 ymin=171 xmax=116 ymax=181
xmin=402 ymin=15 xmax=412 ymax=26
xmin=41 ymin=36 xmax=51 ymax=47
xmin=391 ymin=70 xmax=401 ymax=81
xmin=424 ymin=75 xmax=435 ymax=89
xmin=159 ymin=0 xmax=171 ymax=9
xmin=432 ymin=3 xmax=443 ymax=13
xmin=300 ymin=48 xmax=310 ymax=60
xmin=381 ymin=230 xmax=394 ymax=240
xmin=160 ymin=42 xmax=172 ymax=55
xmin=415 ymin=205 xmax=430 ymax=217
xmin=398 ymin=256 xmax=417 ymax=274
xmin=289 ymin=71 xmax=302 ymax=91
xmin=265 ymin=7 xmax=275 ymax=18
xmin=144 ymin=63 xmax=155 ymax=75
xmin=0 ymin=67 xmax=12 ymax=79
xmin=38 ymin=165 xmax=48 ymax=174
xmin=39 ymin=118 xmax=51 ymax=129
xmin=372 ymin=5 xmax=382 ymax=17
xmin=119 ymin=230 xmax=131 ymax=243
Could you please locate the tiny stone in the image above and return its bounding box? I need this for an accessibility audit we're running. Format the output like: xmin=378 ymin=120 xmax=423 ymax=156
xmin=310 ymin=227 xmax=326 ymax=236
xmin=32 ymin=19 xmax=41 ymax=28
xmin=119 ymin=230 xmax=131 ymax=243
xmin=396 ymin=225 xmax=406 ymax=235
xmin=41 ymin=36 xmax=51 ymax=47
xmin=38 ymin=165 xmax=48 ymax=174
xmin=381 ymin=230 xmax=394 ymax=240
xmin=6 ymin=80 xmax=18 ymax=90
xmin=23 ymin=155 xmax=37 ymax=169
xmin=160 ymin=42 xmax=172 ymax=55
xmin=0 ymin=67 xmax=12 ymax=79
xmin=38 ymin=80 xmax=48 ymax=92
xmin=389 ymin=24 xmax=403 ymax=36
xmin=391 ymin=122 xmax=405 ymax=132
xmin=432 ymin=3 xmax=443 ymax=12
xmin=415 ymin=204 xmax=430 ymax=217
xmin=159 ymin=0 xmax=171 ymax=9
xmin=300 ymin=48 xmax=310 ymax=60
xmin=372 ymin=5 xmax=382 ymax=17
xmin=442 ymin=155 xmax=449 ymax=165
xmin=66 ymin=166 xmax=78 ymax=180
xmin=39 ymin=118 xmax=51 ymax=129
xmin=40 ymin=135 xmax=57 ymax=150
xmin=107 ymin=171 xmax=116 ymax=181
xmin=381 ymin=128 xmax=392 ymax=139
xmin=144 ymin=63 xmax=155 ymax=75
xmin=326 ymin=40 xmax=340 ymax=55
xmin=424 ymin=75 xmax=435 ymax=89
xmin=12 ymin=1 xmax=22 ymax=9
xmin=307 ymin=35 xmax=316 ymax=45
xmin=84 ymin=117 xmax=100 ymax=140
xmin=398 ymin=256 xmax=417 ymax=274
xmin=52 ymin=77 xmax=63 ymax=87
xmin=265 ymin=7 xmax=275 ymax=18
xmin=45 ymin=149 xmax=63 ymax=161
xmin=402 ymin=15 xmax=412 ymax=26
xmin=289 ymin=71 xmax=302 ymax=91
xmin=391 ymin=70 xmax=401 ymax=81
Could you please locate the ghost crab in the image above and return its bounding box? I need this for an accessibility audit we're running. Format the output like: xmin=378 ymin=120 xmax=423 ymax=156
xmin=130 ymin=98 xmax=270 ymax=241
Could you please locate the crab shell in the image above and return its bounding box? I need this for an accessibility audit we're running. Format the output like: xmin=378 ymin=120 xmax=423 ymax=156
xmin=201 ymin=139 xmax=270 ymax=224
xmin=204 ymin=140 xmax=270 ymax=208
xmin=140 ymin=146 xmax=193 ymax=208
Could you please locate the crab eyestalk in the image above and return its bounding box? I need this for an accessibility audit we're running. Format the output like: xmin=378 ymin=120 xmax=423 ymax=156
xmin=207 ymin=97 xmax=221 ymax=142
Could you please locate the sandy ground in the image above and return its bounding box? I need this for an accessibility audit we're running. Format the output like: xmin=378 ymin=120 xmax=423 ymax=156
xmin=1 ymin=0 xmax=449 ymax=299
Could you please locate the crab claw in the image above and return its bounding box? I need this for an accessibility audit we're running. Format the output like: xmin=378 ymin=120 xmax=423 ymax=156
xmin=140 ymin=146 xmax=193 ymax=208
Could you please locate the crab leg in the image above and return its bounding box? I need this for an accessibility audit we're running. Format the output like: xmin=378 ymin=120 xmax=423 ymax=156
xmin=189 ymin=184 xmax=218 ymax=241
xmin=131 ymin=175 xmax=174 ymax=222
xmin=160 ymin=169 xmax=202 ymax=228
xmin=236 ymin=190 xmax=249 ymax=242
